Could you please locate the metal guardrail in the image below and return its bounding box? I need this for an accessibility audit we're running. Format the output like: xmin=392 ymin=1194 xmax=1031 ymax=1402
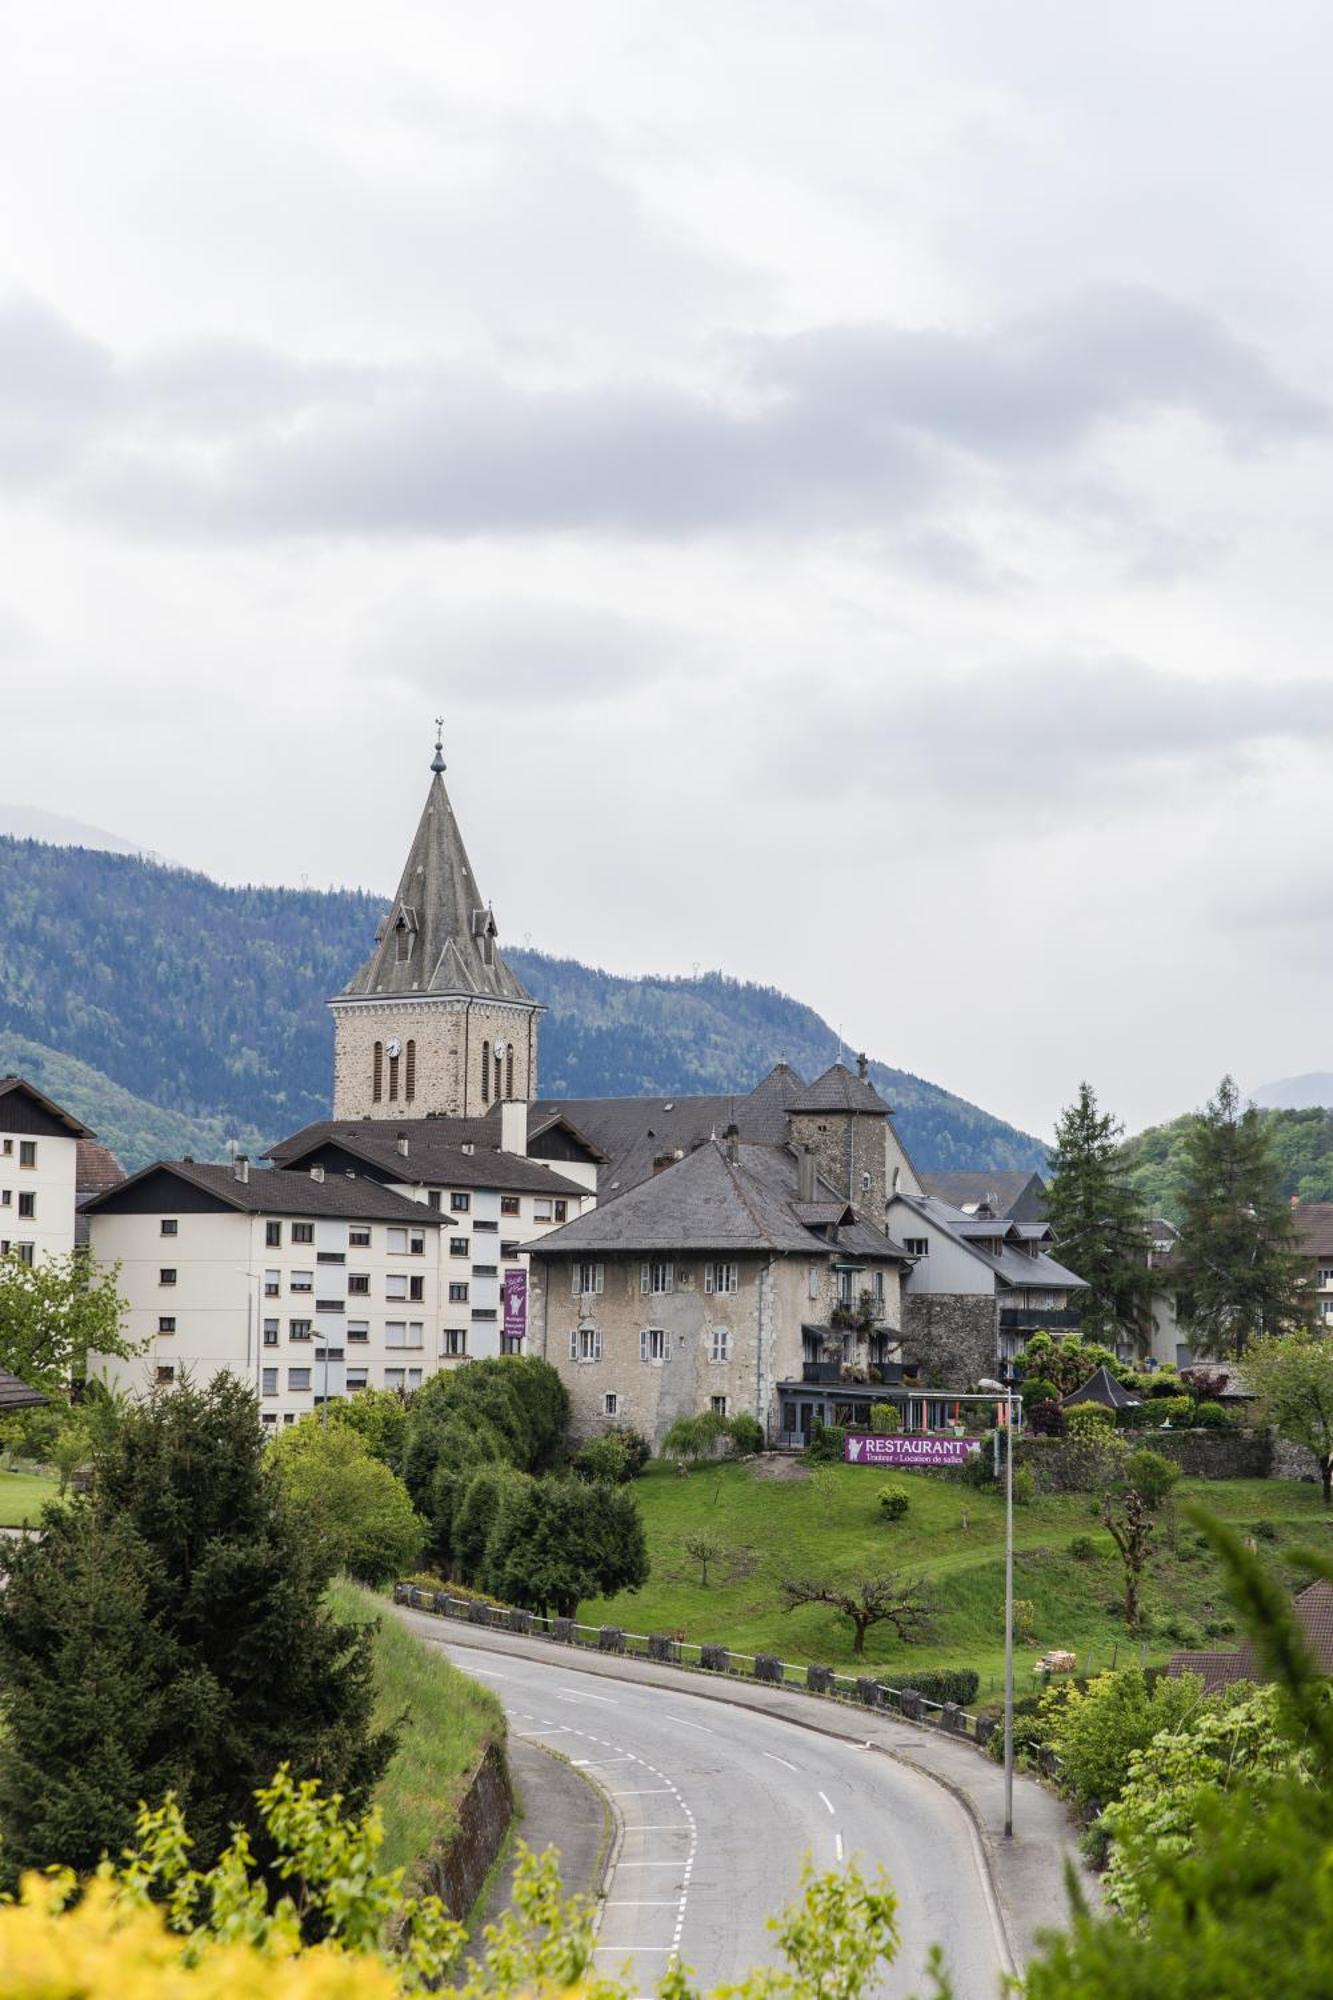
xmin=393 ymin=1584 xmax=1003 ymax=1754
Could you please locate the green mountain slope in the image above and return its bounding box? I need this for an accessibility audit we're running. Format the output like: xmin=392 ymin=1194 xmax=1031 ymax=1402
xmin=1123 ymin=1103 xmax=1333 ymax=1219
xmin=0 ymin=835 xmax=1045 ymax=1173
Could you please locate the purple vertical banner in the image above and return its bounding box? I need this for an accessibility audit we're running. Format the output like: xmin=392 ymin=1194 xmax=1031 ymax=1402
xmin=502 ymin=1268 xmax=528 ymax=1343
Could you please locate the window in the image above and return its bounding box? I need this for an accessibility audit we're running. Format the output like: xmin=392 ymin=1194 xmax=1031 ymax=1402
xmin=13 ymin=1243 xmax=33 ymax=1265
xmin=289 ymin=1319 xmax=313 ymax=1341
xmin=264 ymin=1269 xmax=281 ymax=1297
xmin=0 ymin=1190 xmax=7 ymax=1205
xmin=262 ymin=1412 xmax=277 ymax=1427
xmin=159 ymin=1267 xmax=177 ymax=1287
xmin=808 ymin=1265 xmax=820 ymax=1300
xmin=471 ymin=1307 xmax=497 ymax=1322
xmin=346 ymin=1368 xmax=369 ymax=1392
xmin=373 ymin=1042 xmax=384 ymax=1103
xmin=1320 ymin=1265 xmax=1333 ymax=1287
xmin=288 ymin=1368 xmax=312 ymax=1392
xmin=409 ymin=1274 xmax=425 ymax=1301
xmin=572 ymin=1262 xmax=605 ymax=1297
xmin=405 ymin=1040 xmax=416 ymax=1102
xmin=408 ymin=1368 xmax=423 ymax=1389
xmin=427 ymin=1189 xmax=442 ymax=1211
xmin=711 ymin=1395 xmax=729 ymax=1417
xmin=156 ymin=1365 xmax=176 ymax=1386
xmin=0 ymin=1138 xmax=8 ymax=1154
xmin=640 ymin=1327 xmax=667 ymax=1363
xmin=316 ymin=1250 xmax=344 ymax=1264
xmin=450 ymin=1236 xmax=471 ymax=1258
xmin=534 ymin=1199 xmax=553 ymax=1222
xmin=160 ymin=1217 xmax=177 ymax=1237
xmin=158 ymin=1316 xmax=176 ymax=1335
xmin=443 ymin=1328 xmax=467 ymax=1357
xmin=1323 ymin=1299 xmax=1333 ymax=1321
xmin=265 ymin=1221 xmax=282 ymax=1247
xmin=315 ymin=1298 xmax=344 ymax=1314
xmin=290 ymin=1271 xmax=314 ymax=1293
xmin=603 ymin=1392 xmax=619 ymax=1417
xmin=641 ymin=1260 xmax=674 ymax=1296
xmin=348 ymin=1320 xmax=369 ymax=1342
xmin=384 ymin=1367 xmax=406 ymax=1391
xmin=386 ymin=1322 xmax=424 ymax=1349
xmin=17 ymin=1192 xmax=34 ymax=1219
xmin=262 ymin=1368 xmax=278 ymax=1396
xmin=837 ymin=1268 xmax=855 ymax=1307
xmin=349 ymin=1226 xmax=371 ymax=1248
xmin=861 ymin=1171 xmax=872 ymax=1193
xmin=501 ymin=1195 xmax=520 ymax=1217
xmin=705 ymin=1261 xmax=738 ymax=1296
xmin=448 ymin=1281 xmax=469 ymax=1303
xmin=19 ymin=1142 xmax=36 ymax=1169
xmin=873 ymin=1270 xmax=885 ymax=1307
xmin=473 ymin=1217 xmax=498 ymax=1233
xmin=348 ymin=1272 xmax=370 ymax=1295
xmin=450 ymin=1193 xmax=470 ymax=1214
xmin=904 ymin=1237 xmax=929 ymax=1258
xmin=263 ymin=1319 xmax=279 ymax=1346
xmin=569 ymin=1327 xmax=602 ymax=1363
xmin=709 ymin=1327 xmax=731 ymax=1363
xmin=385 ymin=1226 xmax=426 ymax=1254
xmin=480 ymin=1041 xmax=491 ymax=1104
xmin=500 ymin=1333 xmax=523 ymax=1355
xmin=506 ymin=1045 xmax=515 ymax=1097
xmin=386 ymin=1273 xmax=408 ymax=1301
xmin=388 ymin=1051 xmax=399 ymax=1101
xmin=554 ymin=1200 xmax=568 ymax=1222
xmin=292 ymin=1222 xmax=314 ymax=1245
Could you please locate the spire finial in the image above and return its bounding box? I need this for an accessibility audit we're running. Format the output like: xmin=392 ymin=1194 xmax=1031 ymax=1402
xmin=431 ymin=716 xmax=446 ymax=775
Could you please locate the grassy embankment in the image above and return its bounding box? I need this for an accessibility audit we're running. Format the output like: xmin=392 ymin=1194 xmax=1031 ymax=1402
xmin=328 ymin=1578 xmax=506 ymax=1876
xmin=0 ymin=1471 xmax=58 ymax=1526
xmin=581 ymin=1460 xmax=1333 ymax=1696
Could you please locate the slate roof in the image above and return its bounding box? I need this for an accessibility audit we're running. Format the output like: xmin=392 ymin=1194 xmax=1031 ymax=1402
xmin=891 ymin=1192 xmax=1088 ymax=1293
xmin=918 ymin=1171 xmax=1048 ymax=1225
xmin=338 ymin=762 xmax=536 ymax=1006
xmin=1062 ymin=1365 xmax=1140 ymax=1410
xmin=786 ymin=1062 xmax=892 ymax=1117
xmin=83 ymin=1160 xmax=449 ymax=1223
xmin=1292 ymin=1203 xmax=1333 ymax=1260
xmin=0 ymin=1368 xmax=45 ymax=1411
xmin=266 ymin=1120 xmax=589 ymax=1198
xmin=0 ymin=1076 xmax=92 ymax=1139
xmin=531 ymin=1138 xmax=913 ymax=1263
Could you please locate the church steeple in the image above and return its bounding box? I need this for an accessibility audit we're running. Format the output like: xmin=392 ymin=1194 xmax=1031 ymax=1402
xmin=329 ymin=731 xmax=541 ymax=1119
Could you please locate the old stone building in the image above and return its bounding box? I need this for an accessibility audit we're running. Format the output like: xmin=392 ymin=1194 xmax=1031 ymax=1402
xmin=330 ymin=728 xmax=542 ymax=1122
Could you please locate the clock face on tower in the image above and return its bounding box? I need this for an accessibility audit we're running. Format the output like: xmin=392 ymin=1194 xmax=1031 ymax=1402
xmin=386 ymin=1038 xmax=401 ymax=1059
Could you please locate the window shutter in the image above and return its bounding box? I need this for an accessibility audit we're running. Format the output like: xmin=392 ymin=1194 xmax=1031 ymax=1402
xmin=405 ymin=1040 xmax=416 ymax=1102
xmin=595 ymin=1263 xmax=604 ymax=1295
xmin=704 ymin=1264 xmax=714 ymax=1295
xmin=640 ymin=1328 xmax=649 ymax=1361
xmin=373 ymin=1042 xmax=384 ymax=1103
xmin=641 ymin=1263 xmax=650 ymax=1295
xmin=664 ymin=1266 xmax=674 ymax=1295
xmin=594 ymin=1331 xmax=602 ymax=1361
xmin=571 ymin=1266 xmax=580 ymax=1298
xmin=481 ymin=1042 xmax=490 ymax=1104
xmin=569 ymin=1331 xmax=578 ymax=1361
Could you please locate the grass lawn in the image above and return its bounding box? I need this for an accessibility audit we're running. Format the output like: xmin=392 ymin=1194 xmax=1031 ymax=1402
xmin=0 ymin=1470 xmax=58 ymax=1526
xmin=328 ymin=1578 xmax=506 ymax=1877
xmin=581 ymin=1461 xmax=1333 ymax=1699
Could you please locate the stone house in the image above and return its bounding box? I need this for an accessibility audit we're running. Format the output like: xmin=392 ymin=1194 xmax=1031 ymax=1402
xmin=529 ymin=1130 xmax=914 ymax=1447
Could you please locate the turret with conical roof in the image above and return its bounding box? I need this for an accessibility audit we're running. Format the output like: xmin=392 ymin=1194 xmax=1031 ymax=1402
xmin=329 ymin=729 xmax=542 ymax=1119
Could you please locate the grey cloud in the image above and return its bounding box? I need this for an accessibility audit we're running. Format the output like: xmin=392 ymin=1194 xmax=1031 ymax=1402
xmin=0 ymin=298 xmax=117 ymax=482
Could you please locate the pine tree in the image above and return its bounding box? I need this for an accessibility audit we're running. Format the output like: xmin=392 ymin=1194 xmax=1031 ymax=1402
xmin=0 ymin=1375 xmax=395 ymax=1879
xmin=1045 ymin=1083 xmax=1153 ymax=1351
xmin=1173 ymin=1076 xmax=1307 ymax=1358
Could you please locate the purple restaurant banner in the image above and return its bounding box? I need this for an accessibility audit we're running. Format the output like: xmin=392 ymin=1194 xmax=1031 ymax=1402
xmin=502 ymin=1268 xmax=528 ymax=1342
xmin=843 ymin=1432 xmax=979 ymax=1468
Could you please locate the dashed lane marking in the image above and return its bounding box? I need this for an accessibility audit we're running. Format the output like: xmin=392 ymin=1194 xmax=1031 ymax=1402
xmin=763 ymin=1752 xmax=799 ymax=1772
xmin=818 ymin=1790 xmax=836 ymax=1816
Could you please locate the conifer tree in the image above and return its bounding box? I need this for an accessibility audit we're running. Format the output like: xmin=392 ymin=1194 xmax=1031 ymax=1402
xmin=1045 ymin=1083 xmax=1153 ymax=1350
xmin=1173 ymin=1076 xmax=1307 ymax=1357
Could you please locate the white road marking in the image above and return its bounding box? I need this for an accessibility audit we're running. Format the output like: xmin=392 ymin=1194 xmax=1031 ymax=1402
xmin=593 ymin=1945 xmax=675 ymax=1954
xmin=662 ymin=1716 xmax=714 ymax=1734
xmin=556 ymin=1689 xmax=617 ymax=1704
xmin=466 ymin=1668 xmax=523 ymax=1682
xmin=818 ymin=1790 xmax=836 ymax=1815
xmin=763 ymin=1751 xmax=799 ymax=1772
xmin=835 ymin=1832 xmax=845 ymax=1863
xmin=605 ymin=1901 xmax=682 ymax=1908
xmin=606 ymin=1787 xmax=676 ymax=1796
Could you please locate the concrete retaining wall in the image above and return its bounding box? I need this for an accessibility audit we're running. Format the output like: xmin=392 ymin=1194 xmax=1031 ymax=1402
xmin=415 ymin=1739 xmax=513 ymax=1920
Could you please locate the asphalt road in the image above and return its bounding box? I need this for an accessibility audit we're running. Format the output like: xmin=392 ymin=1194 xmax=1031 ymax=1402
xmin=439 ymin=1641 xmax=1009 ymax=2000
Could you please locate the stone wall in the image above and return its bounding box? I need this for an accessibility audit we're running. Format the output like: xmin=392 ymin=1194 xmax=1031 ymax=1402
xmin=788 ymin=1111 xmax=887 ymax=1225
xmin=415 ymin=1739 xmax=513 ymax=1919
xmin=1017 ymin=1427 xmax=1272 ymax=1490
xmin=1271 ymin=1436 xmax=1322 ymax=1483
xmin=331 ymin=996 xmax=539 ymax=1120
xmin=902 ymin=1294 xmax=997 ymax=1387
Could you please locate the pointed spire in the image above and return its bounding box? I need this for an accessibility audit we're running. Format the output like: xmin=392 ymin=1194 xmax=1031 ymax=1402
xmin=431 ymin=715 xmax=446 ymax=775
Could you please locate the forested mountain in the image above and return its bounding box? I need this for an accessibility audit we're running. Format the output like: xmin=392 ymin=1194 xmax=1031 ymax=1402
xmin=0 ymin=835 xmax=1047 ymax=1173
xmin=1123 ymin=1103 xmax=1333 ymax=1218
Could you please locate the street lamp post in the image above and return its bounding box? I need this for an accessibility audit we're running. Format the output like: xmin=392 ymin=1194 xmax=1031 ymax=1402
xmin=979 ymin=1375 xmax=1016 ymax=1838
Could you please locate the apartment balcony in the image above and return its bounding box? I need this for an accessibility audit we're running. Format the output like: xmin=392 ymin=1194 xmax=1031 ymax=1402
xmin=800 ymin=1360 xmax=904 ymax=1386
xmin=998 ymin=1307 xmax=1083 ymax=1332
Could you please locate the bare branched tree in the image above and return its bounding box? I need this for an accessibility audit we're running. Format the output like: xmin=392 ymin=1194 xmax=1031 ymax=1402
xmin=781 ymin=1573 xmax=932 ymax=1657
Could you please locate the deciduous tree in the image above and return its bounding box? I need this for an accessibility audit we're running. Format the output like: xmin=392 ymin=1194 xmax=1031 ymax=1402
xmin=268 ymin=1417 xmax=425 ymax=1584
xmin=1242 ymin=1333 xmax=1333 ymax=1504
xmin=781 ymin=1573 xmax=932 ymax=1658
xmin=0 ymin=1250 xmax=135 ymax=1394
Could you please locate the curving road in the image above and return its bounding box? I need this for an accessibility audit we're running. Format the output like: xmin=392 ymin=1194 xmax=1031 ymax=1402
xmin=428 ymin=1638 xmax=1009 ymax=1999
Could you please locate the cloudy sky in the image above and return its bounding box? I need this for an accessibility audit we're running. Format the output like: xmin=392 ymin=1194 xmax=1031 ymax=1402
xmin=2 ymin=0 xmax=1330 ymax=1139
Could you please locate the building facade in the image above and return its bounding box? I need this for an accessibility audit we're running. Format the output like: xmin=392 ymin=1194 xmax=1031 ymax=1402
xmin=0 ymin=1077 xmax=90 ymax=1265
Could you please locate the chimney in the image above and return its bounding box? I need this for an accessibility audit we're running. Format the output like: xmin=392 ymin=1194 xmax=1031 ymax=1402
xmin=233 ymin=1154 xmax=249 ymax=1184
xmin=396 ymin=1132 xmax=409 ymax=1158
xmin=723 ymin=1122 xmax=740 ymax=1166
xmin=798 ymin=1145 xmax=817 ymax=1204
xmin=857 ymin=1051 xmax=869 ymax=1081
xmin=500 ymin=1099 xmax=528 ymax=1158
xmin=309 ymin=1164 xmax=325 ymax=1184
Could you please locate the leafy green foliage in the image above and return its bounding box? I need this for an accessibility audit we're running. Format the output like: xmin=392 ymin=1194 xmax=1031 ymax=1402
xmin=1020 ymin=1332 xmax=1133 ymax=1396
xmin=0 ymin=1250 xmax=134 ymax=1393
xmin=1126 ymin=1099 xmax=1333 ymax=1214
xmin=1019 ymin=1376 xmax=1059 ymax=1408
xmin=1045 ymin=1082 xmax=1153 ymax=1348
xmin=1124 ymin=1447 xmax=1180 ymax=1509
xmin=877 ymin=1484 xmax=910 ymax=1522
xmin=662 ymin=1411 xmax=732 ymax=1465
xmin=781 ymin=1572 xmax=932 ymax=1658
xmin=401 ymin=1358 xmax=569 ymax=1563
xmin=902 ymin=1667 xmax=980 ymax=1706
xmin=1243 ymin=1333 xmax=1333 ymax=1502
xmin=484 ymin=1476 xmax=650 ymax=1617
xmin=574 ymin=1433 xmax=634 ymax=1483
xmin=868 ymin=1403 xmax=900 ymax=1434
xmin=1064 ymin=1402 xmax=1116 ymax=1438
xmin=1038 ymin=1666 xmax=1207 ymax=1809
xmin=326 ymin=1389 xmax=410 ymax=1472
xmin=804 ymin=1422 xmax=848 ymax=1464
xmin=267 ymin=1418 xmax=425 ymax=1584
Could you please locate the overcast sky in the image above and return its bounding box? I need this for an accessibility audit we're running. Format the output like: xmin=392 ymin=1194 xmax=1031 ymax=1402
xmin=2 ymin=0 xmax=1330 ymax=1139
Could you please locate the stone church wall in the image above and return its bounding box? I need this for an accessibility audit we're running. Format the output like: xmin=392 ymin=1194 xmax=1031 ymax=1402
xmin=331 ymin=998 xmax=538 ymax=1120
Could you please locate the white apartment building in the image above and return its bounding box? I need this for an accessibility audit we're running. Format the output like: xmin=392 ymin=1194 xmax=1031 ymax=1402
xmin=0 ymin=1076 xmax=89 ymax=1265
xmin=85 ymin=1158 xmax=452 ymax=1426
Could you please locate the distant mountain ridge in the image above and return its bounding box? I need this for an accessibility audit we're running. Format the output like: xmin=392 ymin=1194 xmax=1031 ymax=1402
xmin=0 ymin=834 xmax=1047 ymax=1174
xmin=1252 ymin=1073 xmax=1333 ymax=1111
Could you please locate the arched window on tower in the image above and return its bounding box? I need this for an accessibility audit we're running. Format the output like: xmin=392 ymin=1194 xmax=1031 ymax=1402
xmin=480 ymin=1041 xmax=491 ymax=1104
xmin=388 ymin=1051 xmax=400 ymax=1101
xmin=494 ymin=1051 xmax=503 ymax=1102
xmin=405 ymin=1040 xmax=416 ymax=1102
xmin=395 ymin=918 xmax=411 ymax=964
xmin=373 ymin=1042 xmax=384 ymax=1103
xmin=505 ymin=1044 xmax=515 ymax=1099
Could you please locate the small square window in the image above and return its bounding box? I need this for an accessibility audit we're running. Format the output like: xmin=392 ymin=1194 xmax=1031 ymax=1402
xmin=384 ymin=1367 xmax=406 ymax=1391
xmin=264 ymin=1269 xmax=281 ymax=1297
xmin=292 ymin=1222 xmax=315 ymax=1245
xmin=533 ymin=1198 xmax=553 ymax=1222
xmin=263 ymin=1320 xmax=279 ymax=1346
xmin=347 ymin=1320 xmax=370 ymax=1342
xmin=289 ymin=1320 xmax=312 ymax=1341
xmin=160 ymin=1218 xmax=178 ymax=1237
xmin=448 ymin=1281 xmax=469 ymax=1303
xmin=159 ymin=1267 xmax=177 ymax=1287
xmin=710 ymin=1394 xmax=729 ymax=1417
xmin=709 ymin=1327 xmax=731 ymax=1363
xmin=262 ymin=1367 xmax=278 ymax=1395
xmin=17 ymin=1192 xmax=35 ymax=1219
xmin=442 ymin=1328 xmax=468 ymax=1357
xmin=449 ymin=1237 xmax=471 ymax=1257
xmin=157 ymin=1316 xmax=176 ymax=1335
xmin=155 ymin=1364 xmax=176 ymax=1386
xmin=604 ymin=1392 xmax=619 ymax=1417
xmin=290 ymin=1271 xmax=314 ymax=1293
xmin=501 ymin=1195 xmax=520 ymax=1217
xmin=349 ymin=1226 xmax=371 ymax=1248
xmin=266 ymin=1221 xmax=282 ymax=1247
xmin=18 ymin=1142 xmax=36 ymax=1169
xmin=288 ymin=1367 xmax=312 ymax=1392
xmin=450 ymin=1192 xmax=471 ymax=1213
xmin=348 ymin=1272 xmax=370 ymax=1295
xmin=639 ymin=1327 xmax=667 ymax=1363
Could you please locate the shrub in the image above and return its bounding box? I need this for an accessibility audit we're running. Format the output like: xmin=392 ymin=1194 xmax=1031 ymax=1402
xmin=1065 ymin=1402 xmax=1117 ymax=1437
xmin=1125 ymin=1448 xmax=1180 ymax=1509
xmin=903 ymin=1666 xmax=980 ymax=1707
xmin=1020 ymin=1377 xmax=1060 ymax=1410
xmin=869 ymin=1403 xmax=901 ymax=1435
xmin=1194 ymin=1400 xmax=1229 ymax=1429
xmin=1012 ymin=1465 xmax=1036 ymax=1506
xmin=958 ymin=1435 xmax=998 ymax=1488
xmin=877 ymin=1484 xmax=910 ymax=1522
xmin=1013 ymin=1598 xmax=1037 ymax=1642
xmin=1038 ymin=1666 xmax=1207 ymax=1810
xmin=805 ymin=1422 xmax=848 ymax=1465
xmin=268 ymin=1418 xmax=425 ymax=1585
xmin=573 ymin=1433 xmax=632 ymax=1484
xmin=1068 ymin=1534 xmax=1099 ymax=1562
xmin=728 ymin=1412 xmax=765 ymax=1456
xmin=1027 ymin=1397 xmax=1066 ymax=1436
xmin=611 ymin=1428 xmax=653 ymax=1478
xmin=1250 ymin=1518 xmax=1280 ymax=1543
xmin=1161 ymin=1615 xmax=1205 ymax=1648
